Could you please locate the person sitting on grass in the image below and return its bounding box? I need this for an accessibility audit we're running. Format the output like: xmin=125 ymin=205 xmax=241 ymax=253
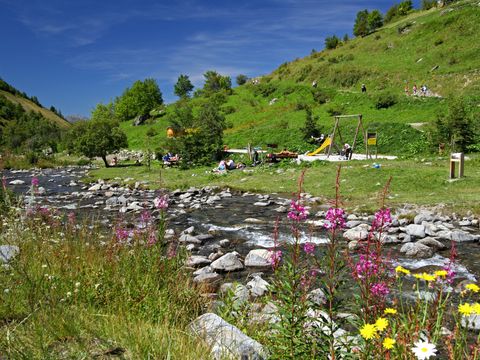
xmin=226 ymin=159 xmax=236 ymax=170
xmin=213 ymin=160 xmax=226 ymax=173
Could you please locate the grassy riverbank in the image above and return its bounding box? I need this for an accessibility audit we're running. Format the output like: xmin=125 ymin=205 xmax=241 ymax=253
xmin=88 ymin=155 xmax=480 ymax=214
xmin=0 ymin=209 xmax=209 ymax=358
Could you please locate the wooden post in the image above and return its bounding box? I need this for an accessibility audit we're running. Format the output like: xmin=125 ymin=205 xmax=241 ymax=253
xmin=351 ymin=115 xmax=362 ymax=160
xmin=328 ymin=116 xmax=340 ymax=158
xmin=449 ymin=152 xmax=464 ymax=179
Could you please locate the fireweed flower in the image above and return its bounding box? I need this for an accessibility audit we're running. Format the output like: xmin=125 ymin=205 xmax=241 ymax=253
xmin=360 ymin=323 xmax=377 ymax=340
xmin=115 ymin=227 xmax=130 ymax=241
xmin=303 ymin=242 xmax=315 ymax=255
xmin=154 ymin=195 xmax=169 ymax=210
xmin=324 ymin=207 xmax=346 ymax=230
xmin=372 ymin=208 xmax=392 ymax=230
xmin=375 ymin=317 xmax=389 ymax=332
xmin=31 ymin=177 xmax=39 ymax=187
xmin=270 ymin=250 xmax=282 ymax=269
xmin=287 ymin=200 xmax=308 ymax=221
xmin=411 ymin=340 xmax=437 ymax=360
xmin=466 ymin=283 xmax=480 ymax=293
xmin=371 ymin=282 xmax=390 ymax=298
xmin=383 ymin=337 xmax=396 ymax=350
xmin=384 ymin=308 xmax=397 ymax=315
xmin=355 ymin=253 xmax=379 ymax=279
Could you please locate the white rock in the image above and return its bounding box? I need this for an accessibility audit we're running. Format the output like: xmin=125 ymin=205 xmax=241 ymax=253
xmin=179 ymin=234 xmax=202 ymax=244
xmin=450 ymin=230 xmax=476 ymax=242
xmin=190 ymin=313 xmax=266 ymax=360
xmin=343 ymin=224 xmax=369 ymax=241
xmin=245 ymin=249 xmax=272 ymax=267
xmin=9 ymin=180 xmax=25 ymax=185
xmin=187 ymin=256 xmax=211 ymax=268
xmin=211 ymin=253 xmax=244 ymax=272
xmin=399 ymin=242 xmax=433 ymax=258
xmin=247 ymin=275 xmax=270 ymax=297
xmin=0 ymin=245 xmax=19 ymax=263
xmin=406 ymin=224 xmax=426 ymax=238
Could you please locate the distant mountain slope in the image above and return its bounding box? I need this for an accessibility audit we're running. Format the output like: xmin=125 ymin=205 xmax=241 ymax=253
xmin=0 ymin=80 xmax=70 ymax=129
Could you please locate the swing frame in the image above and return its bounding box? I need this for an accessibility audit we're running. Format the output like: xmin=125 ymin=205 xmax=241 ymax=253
xmin=327 ymin=114 xmax=368 ymax=159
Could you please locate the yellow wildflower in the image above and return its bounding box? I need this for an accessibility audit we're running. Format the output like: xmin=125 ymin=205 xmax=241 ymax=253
xmin=413 ymin=273 xmax=436 ymax=282
xmin=466 ymin=284 xmax=480 ymax=293
xmin=473 ymin=303 xmax=480 ymax=315
xmin=360 ymin=323 xmax=377 ymax=340
xmin=384 ymin=308 xmax=397 ymax=315
xmin=395 ymin=266 xmax=410 ymax=275
xmin=375 ymin=317 xmax=389 ymax=332
xmin=459 ymin=303 xmax=474 ymax=316
xmin=434 ymin=270 xmax=448 ymax=278
xmin=383 ymin=337 xmax=396 ymax=350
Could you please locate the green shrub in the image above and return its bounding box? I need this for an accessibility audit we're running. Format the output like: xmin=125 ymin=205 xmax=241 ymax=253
xmin=374 ymin=92 xmax=398 ymax=109
xmin=311 ymin=89 xmax=330 ymax=105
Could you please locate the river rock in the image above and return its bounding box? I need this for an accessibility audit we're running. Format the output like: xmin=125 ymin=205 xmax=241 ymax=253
xmin=406 ymin=224 xmax=426 ymax=238
xmin=194 ymin=272 xmax=222 ymax=285
xmin=211 ymin=253 xmax=244 ymax=272
xmin=207 ymin=195 xmax=221 ymax=204
xmin=399 ymin=242 xmax=433 ymax=258
xmin=219 ymin=239 xmax=230 ymax=247
xmin=308 ymin=288 xmax=327 ymax=306
xmin=247 ymin=275 xmax=270 ymax=297
xmin=88 ymin=183 xmax=102 ymax=191
xmin=450 ymin=230 xmax=477 ymax=242
xmin=414 ymin=211 xmax=434 ymax=224
xmin=417 ymin=237 xmax=447 ymax=250
xmin=253 ymin=201 xmax=271 ymax=207
xmin=459 ymin=220 xmax=472 ymax=227
xmin=245 ymin=249 xmax=272 ymax=267
xmin=190 ymin=313 xmax=266 ymax=360
xmin=244 ymin=218 xmax=264 ymax=224
xmin=179 ymin=193 xmax=193 ymax=200
xmin=193 ymin=266 xmax=213 ymax=276
xmin=274 ymin=206 xmax=287 ymax=213
xmin=187 ymin=255 xmax=211 ymax=267
xmin=343 ymin=224 xmax=369 ymax=241
xmin=179 ymin=234 xmax=202 ymax=244
xmin=0 ymin=245 xmax=19 ymax=263
xmin=9 ymin=180 xmax=25 ymax=185
xmin=105 ymin=197 xmax=118 ymax=206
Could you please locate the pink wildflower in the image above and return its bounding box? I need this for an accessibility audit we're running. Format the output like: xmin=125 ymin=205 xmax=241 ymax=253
xmin=67 ymin=212 xmax=76 ymax=226
xmin=115 ymin=227 xmax=130 ymax=241
xmin=304 ymin=242 xmax=315 ymax=255
xmin=370 ymin=282 xmax=390 ymax=297
xmin=154 ymin=195 xmax=169 ymax=210
xmin=167 ymin=242 xmax=177 ymax=258
xmin=147 ymin=231 xmax=157 ymax=246
xmin=355 ymin=253 xmax=379 ymax=279
xmin=324 ymin=207 xmax=346 ymax=230
xmin=372 ymin=208 xmax=392 ymax=230
xmin=140 ymin=210 xmax=152 ymax=224
xmin=31 ymin=177 xmax=39 ymax=187
xmin=287 ymin=200 xmax=308 ymax=222
xmin=270 ymin=250 xmax=282 ymax=269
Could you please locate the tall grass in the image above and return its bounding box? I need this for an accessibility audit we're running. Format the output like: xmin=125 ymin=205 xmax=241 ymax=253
xmin=0 ymin=203 xmax=210 ymax=358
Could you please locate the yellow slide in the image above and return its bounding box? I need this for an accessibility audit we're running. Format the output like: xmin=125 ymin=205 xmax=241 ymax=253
xmin=307 ymin=137 xmax=331 ymax=156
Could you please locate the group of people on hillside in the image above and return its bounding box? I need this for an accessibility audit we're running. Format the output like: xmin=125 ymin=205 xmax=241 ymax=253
xmin=406 ymin=84 xmax=428 ymax=96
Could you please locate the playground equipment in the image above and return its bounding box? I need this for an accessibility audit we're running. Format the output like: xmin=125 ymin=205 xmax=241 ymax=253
xmin=449 ymin=152 xmax=464 ymax=179
xmin=306 ymin=114 xmax=368 ymax=159
xmin=307 ymin=137 xmax=332 ymax=156
xmin=366 ymin=131 xmax=378 ymax=159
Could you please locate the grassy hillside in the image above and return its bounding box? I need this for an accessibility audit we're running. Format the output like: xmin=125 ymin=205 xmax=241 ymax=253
xmin=121 ymin=0 xmax=479 ymax=156
xmin=0 ymin=90 xmax=70 ymax=129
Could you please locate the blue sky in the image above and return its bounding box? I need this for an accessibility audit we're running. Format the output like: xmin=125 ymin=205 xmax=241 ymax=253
xmin=0 ymin=0 xmax=420 ymax=117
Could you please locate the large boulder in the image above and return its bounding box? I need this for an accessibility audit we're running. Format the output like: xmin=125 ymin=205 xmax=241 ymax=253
xmin=244 ymin=249 xmax=272 ymax=267
xmin=399 ymin=242 xmax=433 ymax=258
xmin=0 ymin=245 xmax=19 ymax=264
xmin=343 ymin=224 xmax=369 ymax=241
xmin=186 ymin=255 xmax=211 ymax=268
xmin=190 ymin=313 xmax=266 ymax=360
xmin=405 ymin=224 xmax=426 ymax=238
xmin=211 ymin=252 xmax=244 ymax=272
xmin=450 ymin=230 xmax=477 ymax=242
